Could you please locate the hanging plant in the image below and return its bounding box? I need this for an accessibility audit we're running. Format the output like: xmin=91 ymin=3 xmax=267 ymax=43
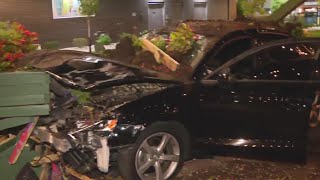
xmin=0 ymin=21 xmax=39 ymax=71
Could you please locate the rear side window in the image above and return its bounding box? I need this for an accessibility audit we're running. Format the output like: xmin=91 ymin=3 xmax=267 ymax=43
xmin=216 ymin=43 xmax=318 ymax=81
xmin=269 ymin=44 xmax=315 ymax=62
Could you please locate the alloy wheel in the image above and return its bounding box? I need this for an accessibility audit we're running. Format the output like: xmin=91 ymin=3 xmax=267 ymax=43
xmin=135 ymin=132 xmax=180 ymax=180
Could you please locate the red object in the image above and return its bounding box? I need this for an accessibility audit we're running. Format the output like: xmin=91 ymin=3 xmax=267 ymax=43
xmin=9 ymin=118 xmax=38 ymax=165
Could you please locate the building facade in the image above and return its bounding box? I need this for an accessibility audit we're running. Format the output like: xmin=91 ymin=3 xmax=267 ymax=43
xmin=0 ymin=0 xmax=237 ymax=47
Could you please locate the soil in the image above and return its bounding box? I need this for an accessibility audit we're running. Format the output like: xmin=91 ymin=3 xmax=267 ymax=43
xmin=183 ymin=20 xmax=287 ymax=37
xmin=102 ymin=37 xmax=193 ymax=78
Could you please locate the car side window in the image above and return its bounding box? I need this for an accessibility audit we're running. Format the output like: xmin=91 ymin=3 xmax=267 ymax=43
xmin=213 ymin=43 xmax=318 ymax=81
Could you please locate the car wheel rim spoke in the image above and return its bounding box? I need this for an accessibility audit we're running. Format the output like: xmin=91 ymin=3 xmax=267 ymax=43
xmin=157 ymin=134 xmax=170 ymax=153
xmin=141 ymin=141 xmax=154 ymax=154
xmin=138 ymin=159 xmax=154 ymax=174
xmin=154 ymin=161 xmax=164 ymax=180
xmin=159 ymin=154 xmax=179 ymax=162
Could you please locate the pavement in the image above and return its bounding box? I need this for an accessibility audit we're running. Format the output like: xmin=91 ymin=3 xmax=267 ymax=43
xmin=176 ymin=153 xmax=320 ymax=180
xmin=176 ymin=127 xmax=320 ymax=180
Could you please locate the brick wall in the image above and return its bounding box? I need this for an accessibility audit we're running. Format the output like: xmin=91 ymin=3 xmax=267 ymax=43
xmin=0 ymin=0 xmax=148 ymax=47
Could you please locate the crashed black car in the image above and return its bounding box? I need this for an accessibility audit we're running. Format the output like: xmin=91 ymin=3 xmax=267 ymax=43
xmin=25 ymin=24 xmax=320 ymax=180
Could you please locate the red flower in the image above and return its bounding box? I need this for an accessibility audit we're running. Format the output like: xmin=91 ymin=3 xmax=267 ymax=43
xmin=13 ymin=53 xmax=24 ymax=59
xmin=19 ymin=38 xmax=26 ymax=45
xmin=23 ymin=30 xmax=32 ymax=36
xmin=5 ymin=53 xmax=15 ymax=61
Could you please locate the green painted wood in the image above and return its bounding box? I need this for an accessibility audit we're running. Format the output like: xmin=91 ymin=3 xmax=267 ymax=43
xmin=0 ymin=145 xmax=40 ymax=179
xmin=0 ymin=136 xmax=17 ymax=153
xmin=0 ymin=105 xmax=49 ymax=118
xmin=0 ymin=84 xmax=49 ymax=98
xmin=0 ymin=117 xmax=34 ymax=131
xmin=0 ymin=71 xmax=50 ymax=86
xmin=0 ymin=94 xmax=50 ymax=107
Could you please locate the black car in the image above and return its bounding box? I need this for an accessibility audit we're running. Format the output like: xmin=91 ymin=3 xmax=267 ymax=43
xmin=29 ymin=29 xmax=320 ymax=180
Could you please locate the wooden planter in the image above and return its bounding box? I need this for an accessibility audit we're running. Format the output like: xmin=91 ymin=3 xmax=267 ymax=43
xmin=0 ymin=71 xmax=50 ymax=131
xmin=0 ymin=71 xmax=50 ymax=178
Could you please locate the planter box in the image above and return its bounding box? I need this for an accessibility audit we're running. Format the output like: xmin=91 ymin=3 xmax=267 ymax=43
xmin=0 ymin=71 xmax=50 ymax=131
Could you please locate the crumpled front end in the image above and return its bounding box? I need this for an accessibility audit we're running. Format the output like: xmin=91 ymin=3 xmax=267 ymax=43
xmin=33 ymin=81 xmax=172 ymax=175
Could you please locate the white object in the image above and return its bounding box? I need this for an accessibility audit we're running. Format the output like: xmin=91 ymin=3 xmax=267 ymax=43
xmin=96 ymin=136 xmax=110 ymax=173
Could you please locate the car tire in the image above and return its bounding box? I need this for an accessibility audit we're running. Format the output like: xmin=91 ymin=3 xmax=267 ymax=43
xmin=118 ymin=121 xmax=189 ymax=180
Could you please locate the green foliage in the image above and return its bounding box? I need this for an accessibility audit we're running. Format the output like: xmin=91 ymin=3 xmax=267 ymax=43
xmin=239 ymin=0 xmax=266 ymax=17
xmin=271 ymin=0 xmax=288 ymax=12
xmin=96 ymin=34 xmax=112 ymax=45
xmin=72 ymin=37 xmax=89 ymax=48
xmin=120 ymin=32 xmax=132 ymax=39
xmin=139 ymin=30 xmax=149 ymax=36
xmin=151 ymin=36 xmax=166 ymax=51
xmin=42 ymin=41 xmax=60 ymax=50
xmin=120 ymin=32 xmax=142 ymax=49
xmin=79 ymin=0 xmax=99 ymax=16
xmin=167 ymin=23 xmax=194 ymax=54
xmin=71 ymin=90 xmax=90 ymax=105
xmin=0 ymin=61 xmax=11 ymax=71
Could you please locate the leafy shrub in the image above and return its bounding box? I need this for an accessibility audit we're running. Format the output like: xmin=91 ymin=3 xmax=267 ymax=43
xmin=96 ymin=34 xmax=112 ymax=45
xmin=0 ymin=21 xmax=38 ymax=71
xmin=167 ymin=23 xmax=194 ymax=54
xmin=239 ymin=0 xmax=266 ymax=17
xmin=151 ymin=36 xmax=166 ymax=51
xmin=42 ymin=41 xmax=60 ymax=50
xmin=72 ymin=37 xmax=89 ymax=48
xmin=120 ymin=32 xmax=142 ymax=49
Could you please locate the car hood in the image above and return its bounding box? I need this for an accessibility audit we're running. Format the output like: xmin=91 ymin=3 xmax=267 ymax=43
xmin=44 ymin=55 xmax=178 ymax=90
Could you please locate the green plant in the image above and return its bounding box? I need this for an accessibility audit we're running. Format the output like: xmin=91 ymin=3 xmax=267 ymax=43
xmin=71 ymin=90 xmax=90 ymax=105
xmin=167 ymin=23 xmax=194 ymax=54
xmin=0 ymin=61 xmax=11 ymax=71
xmin=239 ymin=0 xmax=266 ymax=17
xmin=79 ymin=0 xmax=99 ymax=53
xmin=72 ymin=37 xmax=89 ymax=48
xmin=120 ymin=32 xmax=133 ymax=39
xmin=0 ymin=21 xmax=38 ymax=71
xmin=151 ymin=36 xmax=166 ymax=51
xmin=42 ymin=41 xmax=60 ymax=50
xmin=120 ymin=32 xmax=142 ymax=49
xmin=271 ymin=0 xmax=288 ymax=12
xmin=96 ymin=34 xmax=112 ymax=45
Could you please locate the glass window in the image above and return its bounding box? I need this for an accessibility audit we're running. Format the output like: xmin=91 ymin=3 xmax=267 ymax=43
xmin=215 ymin=43 xmax=317 ymax=81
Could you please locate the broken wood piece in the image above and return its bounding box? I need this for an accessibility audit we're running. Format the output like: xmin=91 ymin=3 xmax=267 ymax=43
xmin=0 ymin=134 xmax=16 ymax=146
xmin=30 ymin=154 xmax=60 ymax=166
xmin=141 ymin=38 xmax=180 ymax=72
xmin=39 ymin=148 xmax=51 ymax=180
xmin=65 ymin=166 xmax=93 ymax=180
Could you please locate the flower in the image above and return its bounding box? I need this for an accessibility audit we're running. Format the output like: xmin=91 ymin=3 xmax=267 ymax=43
xmin=4 ymin=53 xmax=14 ymax=61
xmin=0 ymin=21 xmax=39 ymax=71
